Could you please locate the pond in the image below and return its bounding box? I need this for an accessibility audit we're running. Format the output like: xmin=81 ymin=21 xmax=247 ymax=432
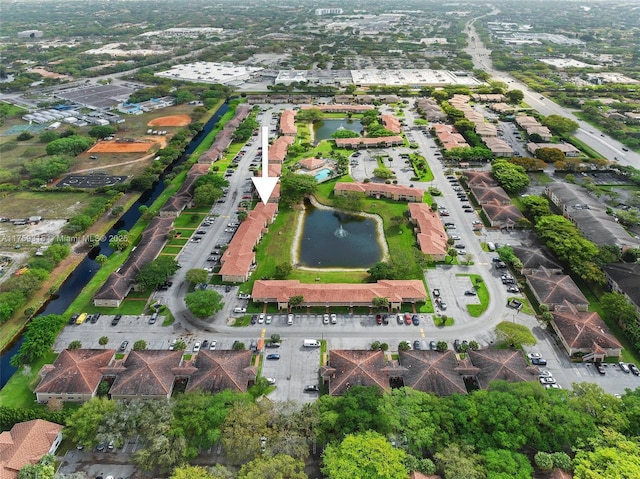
xmin=294 ymin=200 xmax=385 ymax=269
xmin=313 ymin=119 xmax=363 ymax=142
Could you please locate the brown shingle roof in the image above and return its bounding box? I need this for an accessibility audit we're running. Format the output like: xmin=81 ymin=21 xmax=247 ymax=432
xmin=35 ymin=349 xmax=115 ymax=396
xmin=186 ymin=350 xmax=256 ymax=393
xmin=109 ymin=350 xmax=184 ymax=398
xmin=463 ymin=170 xmax=498 ymax=187
xmin=0 ymin=419 xmax=63 ymax=479
xmin=325 ymin=350 xmax=389 ymax=395
xmin=400 ymin=350 xmax=467 ymax=396
xmin=468 ymin=349 xmax=539 ymax=388
xmin=526 ymin=269 xmax=589 ymax=308
xmin=552 ymin=301 xmax=622 ymax=351
xmin=482 ymin=200 xmax=525 ymax=226
xmin=469 ymin=185 xmax=511 ymax=205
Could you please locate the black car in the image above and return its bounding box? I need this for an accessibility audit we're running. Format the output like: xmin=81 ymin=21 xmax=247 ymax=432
xmin=225 ymin=285 xmax=232 ymax=293
xmin=202 ymin=340 xmax=209 ymax=349
xmin=266 ymin=353 xmax=280 ymax=360
xmin=382 ymin=314 xmax=389 ymax=325
xmin=595 ymin=362 xmax=606 ymax=375
xmin=304 ymin=385 xmax=320 ymax=392
xmin=629 ymin=363 xmax=640 ymax=376
xmin=69 ymin=313 xmax=79 ymax=325
xmin=453 ymin=339 xmax=461 ymax=352
xmin=412 ymin=314 xmax=420 ymax=326
xmin=429 ymin=340 xmax=437 ymax=350
xmin=413 ymin=340 xmax=422 ymax=350
xmin=111 ymin=314 xmax=122 ymax=326
xmin=250 ymin=315 xmax=258 ymax=325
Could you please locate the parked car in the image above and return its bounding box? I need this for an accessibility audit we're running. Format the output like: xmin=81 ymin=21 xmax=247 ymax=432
xmin=250 ymin=315 xmax=258 ymax=324
xmin=304 ymin=384 xmax=320 ymax=392
xmin=376 ymin=314 xmax=383 ymax=325
xmin=266 ymin=342 xmax=281 ymax=348
xmin=404 ymin=313 xmax=412 ymax=325
xmin=413 ymin=340 xmax=423 ymax=350
xmin=330 ymin=314 xmax=337 ymax=324
xmin=595 ymin=362 xmax=606 ymax=375
xmin=201 ymin=340 xmax=209 ymax=349
xmin=619 ymin=362 xmax=630 ymax=373
xmin=429 ymin=340 xmax=437 ymax=350
xmin=464 ymin=290 xmax=477 ymax=296
xmin=432 ymin=288 xmax=440 ymax=297
xmin=539 ymin=376 xmax=557 ymax=385
xmin=532 ymin=358 xmax=547 ymax=366
xmin=396 ymin=314 xmax=404 ymax=325
xmin=412 ymin=314 xmax=420 ymax=326
xmin=453 ymin=339 xmax=461 ymax=352
xmin=382 ymin=314 xmax=389 ymax=325
xmin=193 ymin=342 xmax=201 ymax=353
xmin=118 ymin=341 xmax=128 ymax=352
xmin=266 ymin=354 xmax=280 ymax=360
xmin=323 ymin=314 xmax=330 ymax=324
xmin=629 ymin=363 xmax=640 ymax=376
xmin=288 ymin=314 xmax=294 ymax=325
xmin=209 ymin=340 xmax=217 ymax=350
xmin=258 ymin=313 xmax=265 ymax=324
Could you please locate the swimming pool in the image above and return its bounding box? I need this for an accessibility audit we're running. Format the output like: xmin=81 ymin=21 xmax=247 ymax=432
xmin=314 ymin=168 xmax=333 ymax=182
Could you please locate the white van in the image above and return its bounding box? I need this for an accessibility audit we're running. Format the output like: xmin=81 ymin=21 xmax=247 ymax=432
xmin=303 ymin=339 xmax=320 ymax=348
xmin=233 ymin=307 xmax=246 ymax=313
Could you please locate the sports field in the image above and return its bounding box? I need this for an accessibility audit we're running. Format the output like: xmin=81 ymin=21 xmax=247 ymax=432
xmin=148 ymin=114 xmax=191 ymax=127
xmin=88 ymin=140 xmax=155 ymax=153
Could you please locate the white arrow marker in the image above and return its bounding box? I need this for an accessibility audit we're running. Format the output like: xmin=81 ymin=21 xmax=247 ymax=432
xmin=251 ymin=126 xmax=279 ymax=205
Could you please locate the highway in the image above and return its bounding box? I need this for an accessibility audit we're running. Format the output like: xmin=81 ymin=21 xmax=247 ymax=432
xmin=464 ymin=17 xmax=639 ymax=169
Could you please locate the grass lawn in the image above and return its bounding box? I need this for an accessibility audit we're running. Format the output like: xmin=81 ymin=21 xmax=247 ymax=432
xmin=0 ymin=191 xmax=107 ymax=218
xmin=529 ymin=171 xmax=554 ymax=186
xmin=432 ymin=315 xmax=455 ymax=327
xmin=457 ymin=274 xmax=490 ymax=317
xmin=231 ymin=315 xmax=251 ymax=327
xmin=0 ymin=350 xmax=57 ymax=408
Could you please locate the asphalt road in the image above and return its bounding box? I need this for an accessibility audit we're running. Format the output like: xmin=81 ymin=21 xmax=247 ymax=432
xmin=464 ymin=19 xmax=639 ymax=169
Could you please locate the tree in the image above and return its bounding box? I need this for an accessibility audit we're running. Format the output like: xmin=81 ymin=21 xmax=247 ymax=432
xmin=483 ymin=449 xmax=533 ymax=479
xmin=133 ymin=340 xmax=147 ymax=351
xmin=65 ymin=397 xmax=117 ymax=447
xmin=221 ymin=403 xmax=271 ymax=464
xmin=274 ymin=262 xmax=292 ymax=280
xmin=238 ymin=454 xmax=308 ymax=479
xmin=368 ymin=261 xmax=395 ymax=281
xmin=174 ymin=340 xmax=187 ymax=351
xmin=98 ymin=336 xmax=109 ymax=348
xmin=18 ymin=455 xmax=55 ymax=479
xmin=491 ymin=159 xmax=530 ymax=193
xmin=373 ymin=166 xmax=394 ymax=179
xmin=185 ymin=268 xmax=209 ymax=285
xmin=322 ymin=431 xmax=407 ymax=479
xmin=372 ymin=297 xmax=389 ymax=310
xmin=436 ymin=341 xmax=448 ymax=351
xmin=130 ymin=175 xmax=155 ymax=192
xmin=24 ymin=156 xmax=71 ymax=181
xmin=88 ymin=125 xmax=116 ymax=139
xmin=543 ymin=115 xmax=579 ymax=136
xmin=505 ymin=89 xmax=524 ymax=104
xmin=434 ymin=443 xmax=486 ymax=479
xmin=95 ymin=254 xmax=108 ymax=265
xmin=136 ymin=257 xmax=180 ymax=291
xmin=398 ymin=341 xmax=411 ymax=351
xmin=495 ymin=321 xmax=536 ymax=347
xmin=185 ymin=289 xmax=224 ymax=318
xmin=332 ymin=129 xmax=360 ymax=139
xmin=45 ymin=135 xmax=93 ymax=156
xmin=521 ymin=195 xmax=551 ymax=222
xmin=108 ymin=230 xmax=130 ymax=251
xmin=289 ymin=295 xmax=304 ymax=309
xmin=170 ymin=465 xmax=217 ymax=479
xmin=280 ymin=174 xmax=318 ymax=205
xmin=535 ymin=147 xmax=565 ymax=163
xmin=194 ymin=183 xmax=223 ymax=207
xmin=534 ymin=452 xmax=554 ymax=471
xmin=573 ymin=428 xmax=640 ymax=479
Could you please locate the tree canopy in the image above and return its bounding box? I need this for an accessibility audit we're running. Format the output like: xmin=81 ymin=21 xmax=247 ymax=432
xmin=185 ymin=289 xmax=224 ymax=318
xmin=135 ymin=257 xmax=180 ymax=291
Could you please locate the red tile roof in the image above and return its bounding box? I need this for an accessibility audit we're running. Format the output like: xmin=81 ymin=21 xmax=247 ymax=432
xmin=323 ymin=350 xmax=390 ymax=395
xmin=251 ymin=279 xmax=427 ymax=306
xmin=408 ymin=203 xmax=448 ymax=257
xmin=219 ymin=203 xmax=278 ymax=280
xmin=335 ymin=182 xmax=424 ymax=201
xmin=268 ymin=136 xmax=295 ymax=163
xmin=381 ymin=114 xmax=402 ymax=133
xmin=433 ymin=124 xmax=469 ymax=150
xmin=279 ymin=110 xmax=297 ymax=135
xmin=298 ymin=157 xmax=326 ymax=171
xmin=334 ymin=136 xmax=404 ymax=148
xmin=0 ymin=420 xmax=63 ymax=479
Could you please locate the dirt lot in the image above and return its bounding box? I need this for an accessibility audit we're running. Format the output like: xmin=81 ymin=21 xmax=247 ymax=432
xmin=148 ymin=114 xmax=191 ymax=127
xmin=88 ymin=140 xmax=156 ymax=153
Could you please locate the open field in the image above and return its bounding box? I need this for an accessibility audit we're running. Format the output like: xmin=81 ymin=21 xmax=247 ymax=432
xmin=0 ymin=191 xmax=100 ymax=218
xmin=88 ymin=140 xmax=156 ymax=153
xmin=148 ymin=114 xmax=191 ymax=127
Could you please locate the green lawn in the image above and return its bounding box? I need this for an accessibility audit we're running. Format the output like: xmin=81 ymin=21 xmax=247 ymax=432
xmin=0 ymin=350 xmax=58 ymax=408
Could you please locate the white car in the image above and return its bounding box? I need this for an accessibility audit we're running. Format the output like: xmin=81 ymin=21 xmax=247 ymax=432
xmin=287 ymin=314 xmax=294 ymax=325
xmin=265 ymin=315 xmax=272 ymax=324
xmin=330 ymin=313 xmax=337 ymax=324
xmin=193 ymin=342 xmax=201 ymax=353
xmin=265 ymin=377 xmax=276 ymax=384
xmin=258 ymin=313 xmax=265 ymax=324
xmin=527 ymin=353 xmax=541 ymax=360
xmin=323 ymin=314 xmax=330 ymax=324
xmin=209 ymin=340 xmax=217 ymax=350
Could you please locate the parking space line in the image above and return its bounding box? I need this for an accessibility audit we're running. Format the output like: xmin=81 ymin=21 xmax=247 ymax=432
xmin=420 ymin=328 xmax=425 ymax=338
xmin=261 ymin=328 xmax=266 ymax=338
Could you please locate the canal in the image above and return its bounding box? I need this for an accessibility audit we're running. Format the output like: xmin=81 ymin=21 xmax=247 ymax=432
xmin=0 ymin=102 xmax=230 ymax=389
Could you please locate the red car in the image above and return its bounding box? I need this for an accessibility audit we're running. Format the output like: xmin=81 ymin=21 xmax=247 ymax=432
xmin=404 ymin=313 xmax=412 ymax=325
xmin=376 ymin=314 xmax=382 ymax=325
